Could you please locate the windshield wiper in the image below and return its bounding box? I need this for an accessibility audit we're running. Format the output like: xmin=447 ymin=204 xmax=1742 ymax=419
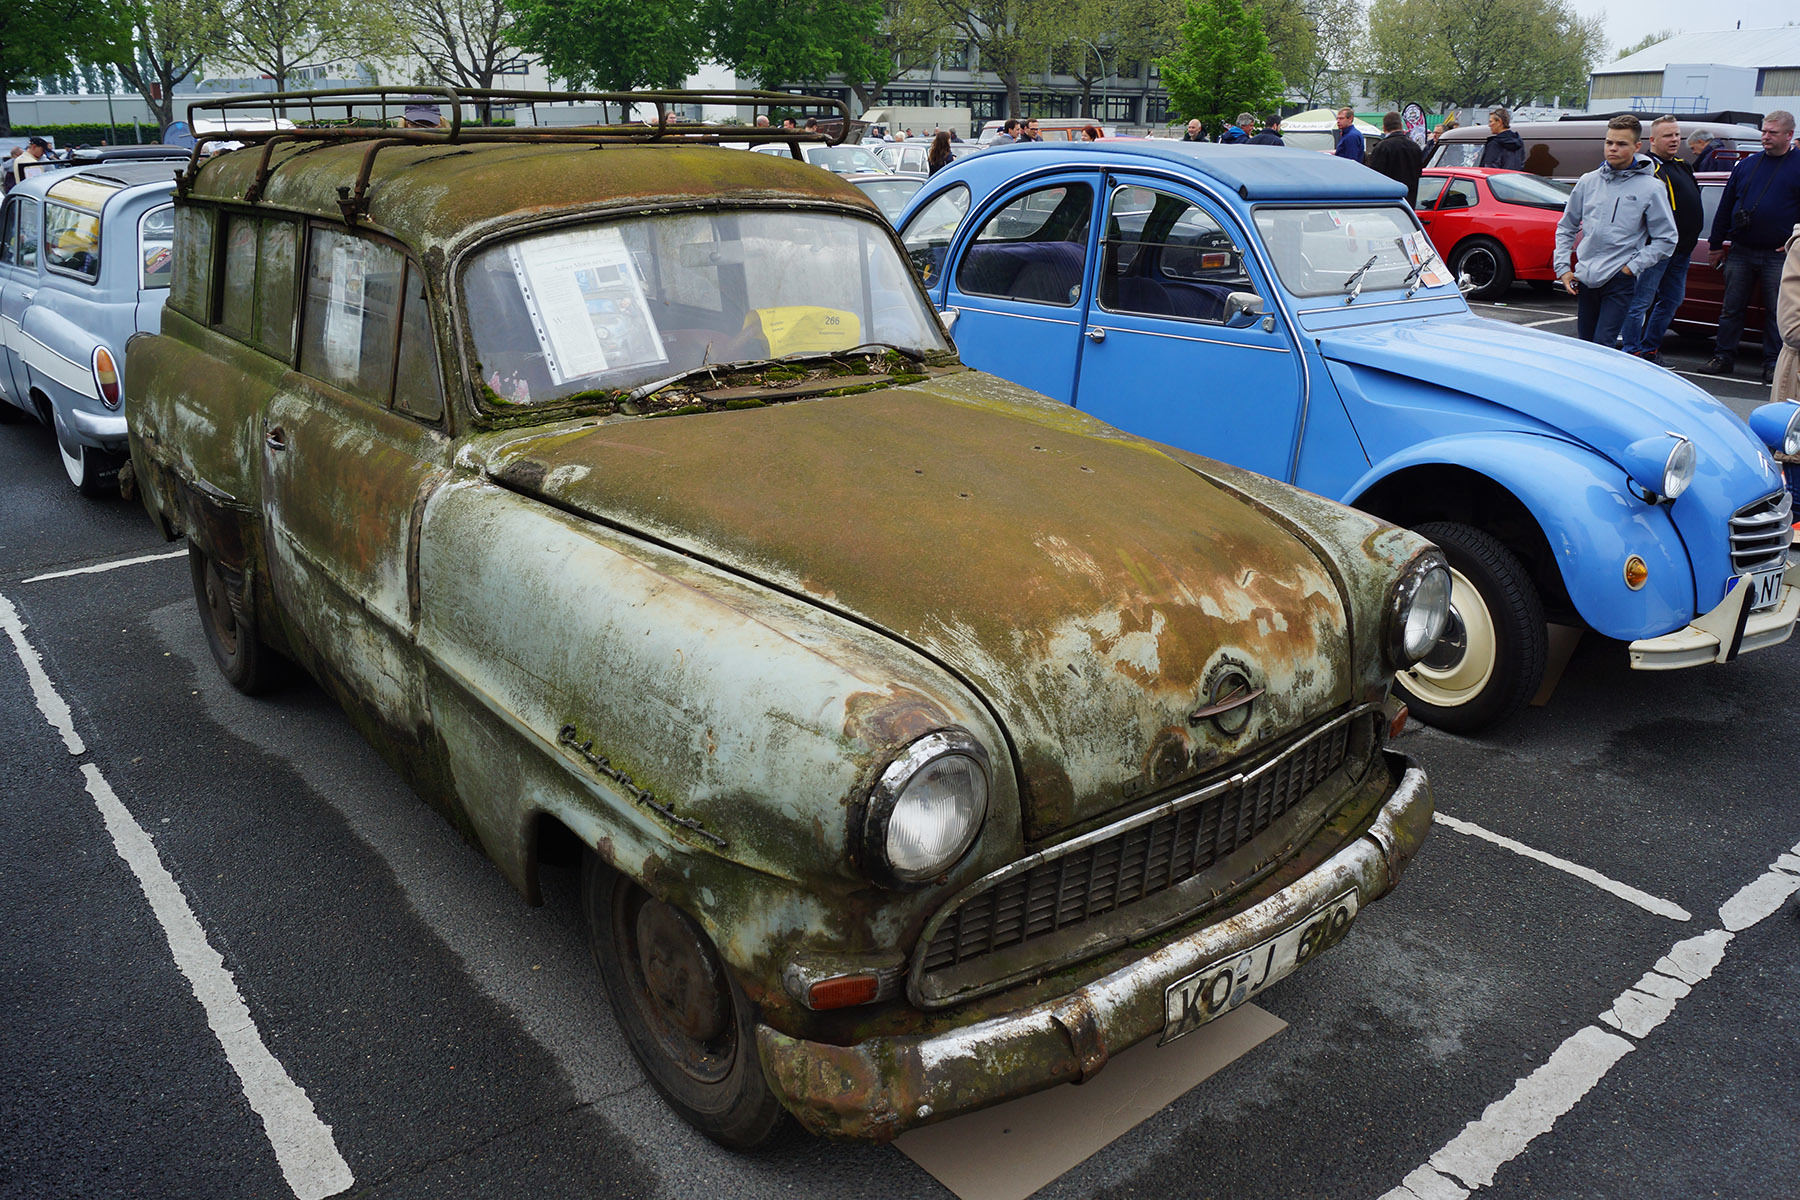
xmin=627 ymin=344 xmax=932 ymax=404
xmin=1342 ymin=254 xmax=1379 ymax=305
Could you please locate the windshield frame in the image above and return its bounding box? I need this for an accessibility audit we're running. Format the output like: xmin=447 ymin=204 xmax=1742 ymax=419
xmin=1248 ymin=201 xmax=1452 ymax=302
xmin=452 ymin=199 xmax=955 ymax=424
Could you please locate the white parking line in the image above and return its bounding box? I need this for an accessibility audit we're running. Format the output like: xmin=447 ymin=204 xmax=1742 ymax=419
xmin=22 ymin=547 xmax=187 ymax=583
xmin=1522 ymin=316 xmax=1574 ymax=328
xmin=1376 ymin=840 xmax=1800 ymax=1200
xmin=0 ymin=587 xmax=354 ymax=1200
xmin=1433 ymin=812 xmax=1691 ymax=921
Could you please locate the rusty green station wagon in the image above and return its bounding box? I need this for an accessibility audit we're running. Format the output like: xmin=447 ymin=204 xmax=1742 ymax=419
xmin=126 ymin=89 xmax=1445 ymax=1148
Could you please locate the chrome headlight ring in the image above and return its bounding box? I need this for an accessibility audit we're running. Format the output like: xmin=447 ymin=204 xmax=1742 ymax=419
xmin=1386 ymin=551 xmax=1453 ymax=670
xmin=860 ymin=729 xmax=991 ymax=889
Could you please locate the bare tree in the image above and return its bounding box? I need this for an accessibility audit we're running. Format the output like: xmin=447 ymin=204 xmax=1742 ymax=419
xmin=113 ymin=0 xmax=227 ymax=132
xmin=929 ymin=0 xmax=1052 ymax=118
xmin=400 ymin=0 xmax=525 ymax=122
xmin=218 ymin=0 xmax=400 ymax=93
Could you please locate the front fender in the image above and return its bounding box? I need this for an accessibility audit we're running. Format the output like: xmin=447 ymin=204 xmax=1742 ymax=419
xmin=1349 ymin=432 xmax=1698 ymax=640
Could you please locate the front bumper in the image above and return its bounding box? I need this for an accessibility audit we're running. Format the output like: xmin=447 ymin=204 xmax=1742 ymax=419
xmin=757 ymin=749 xmax=1432 ymax=1141
xmin=1628 ymin=559 xmax=1800 ymax=670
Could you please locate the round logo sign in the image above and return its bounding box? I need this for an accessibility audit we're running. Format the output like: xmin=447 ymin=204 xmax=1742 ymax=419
xmin=1402 ymin=103 xmax=1428 ymax=148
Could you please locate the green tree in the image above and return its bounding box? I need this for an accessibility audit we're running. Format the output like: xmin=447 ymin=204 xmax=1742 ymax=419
xmin=837 ymin=0 xmax=949 ymax=113
xmin=929 ymin=0 xmax=1053 ymax=118
xmin=0 ymin=0 xmax=129 ymax=133
xmin=1365 ymin=0 xmax=1602 ymax=109
xmin=707 ymin=0 xmax=882 ymax=92
xmin=505 ymin=0 xmax=707 ymax=90
xmin=218 ymin=0 xmax=403 ymax=93
xmin=1252 ymin=0 xmax=1364 ymax=105
xmin=1156 ymin=0 xmax=1283 ymax=133
xmin=1046 ymin=0 xmax=1174 ymax=117
xmin=113 ymin=0 xmax=228 ymax=133
xmin=1614 ymin=29 xmax=1674 ymax=60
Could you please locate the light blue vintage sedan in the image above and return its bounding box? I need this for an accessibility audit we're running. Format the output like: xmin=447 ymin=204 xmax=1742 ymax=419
xmin=0 ymin=161 xmax=177 ymax=493
xmin=898 ymin=140 xmax=1800 ymax=731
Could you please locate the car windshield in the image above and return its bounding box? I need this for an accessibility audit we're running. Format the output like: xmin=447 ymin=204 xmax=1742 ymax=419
xmin=463 ymin=209 xmax=949 ymax=408
xmin=1252 ymin=205 xmax=1437 ymax=298
xmin=1487 ymin=172 xmax=1570 ymax=208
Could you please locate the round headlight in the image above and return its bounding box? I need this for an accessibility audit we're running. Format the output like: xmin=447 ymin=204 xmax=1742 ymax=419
xmin=1784 ymin=408 xmax=1800 ymax=456
xmin=1662 ymin=438 xmax=1695 ymax=501
xmin=865 ymin=731 xmax=989 ymax=887
xmin=1389 ymin=554 xmax=1452 ymax=668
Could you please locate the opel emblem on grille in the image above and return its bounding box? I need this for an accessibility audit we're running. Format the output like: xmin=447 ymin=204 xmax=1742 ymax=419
xmin=1190 ymin=666 xmax=1263 ymax=736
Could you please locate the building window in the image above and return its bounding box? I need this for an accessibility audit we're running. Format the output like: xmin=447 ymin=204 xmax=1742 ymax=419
xmin=1589 ymin=71 xmax=1664 ymax=100
xmin=1759 ymin=67 xmax=1800 ymax=96
xmin=1144 ymin=94 xmax=1172 ymax=124
xmin=1100 ymin=95 xmax=1136 ymax=122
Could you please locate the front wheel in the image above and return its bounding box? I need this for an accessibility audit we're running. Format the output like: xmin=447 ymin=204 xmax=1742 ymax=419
xmin=1396 ymin=521 xmax=1546 ymax=733
xmin=584 ymin=858 xmax=787 ymax=1149
xmin=1451 ymin=237 xmax=1515 ymax=302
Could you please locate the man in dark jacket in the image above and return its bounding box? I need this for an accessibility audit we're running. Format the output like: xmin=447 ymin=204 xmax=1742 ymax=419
xmin=1181 ymin=118 xmax=1205 ymax=142
xmin=1479 ymin=107 xmax=1526 ymax=169
xmin=1249 ymin=114 xmax=1284 ymax=146
xmin=1366 ymin=111 xmax=1424 ymax=205
xmin=1219 ymin=113 xmax=1252 ymax=144
xmin=1623 ymin=116 xmax=1704 ymax=363
xmin=1689 ymin=131 xmax=1728 ymax=171
xmin=1699 ymin=110 xmax=1800 ymax=383
xmin=1334 ymin=108 xmax=1364 ymax=162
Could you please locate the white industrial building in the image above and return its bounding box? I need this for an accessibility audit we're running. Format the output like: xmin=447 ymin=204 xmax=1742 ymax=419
xmin=1588 ymin=27 xmax=1800 ymax=116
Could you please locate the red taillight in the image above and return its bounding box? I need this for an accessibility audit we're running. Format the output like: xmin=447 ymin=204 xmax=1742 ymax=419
xmin=806 ymin=974 xmax=880 ymax=1010
xmin=92 ymin=346 xmax=121 ymax=408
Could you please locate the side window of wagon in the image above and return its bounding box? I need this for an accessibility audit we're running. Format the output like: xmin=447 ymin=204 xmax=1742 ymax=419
xmin=0 ymin=198 xmax=17 ymax=266
xmin=214 ymin=212 xmax=299 ymax=357
xmin=1099 ymin=185 xmax=1255 ymax=324
xmin=170 ymin=205 xmax=215 ymax=321
xmin=300 ymin=226 xmax=442 ymax=422
xmin=140 ymin=205 xmax=174 ymax=289
xmin=954 ymin=183 xmax=1093 ymax=307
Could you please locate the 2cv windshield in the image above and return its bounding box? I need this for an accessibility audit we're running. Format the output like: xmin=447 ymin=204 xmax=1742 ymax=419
xmin=1252 ymin=205 xmax=1443 ymax=299
xmin=463 ymin=209 xmax=950 ymax=407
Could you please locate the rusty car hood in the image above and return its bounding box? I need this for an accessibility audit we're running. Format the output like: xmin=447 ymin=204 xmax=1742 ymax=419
xmin=480 ymin=373 xmax=1355 ymax=841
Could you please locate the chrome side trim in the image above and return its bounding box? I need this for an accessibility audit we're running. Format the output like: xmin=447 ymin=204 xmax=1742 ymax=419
xmin=1087 ymin=324 xmax=1290 ymax=352
xmin=953 ymin=305 xmax=1081 ymax=326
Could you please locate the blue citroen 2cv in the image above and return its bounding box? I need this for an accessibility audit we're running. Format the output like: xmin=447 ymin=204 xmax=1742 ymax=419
xmin=898 ymin=140 xmax=1800 ymax=731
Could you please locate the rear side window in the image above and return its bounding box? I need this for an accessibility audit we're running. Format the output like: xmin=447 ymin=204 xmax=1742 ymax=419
xmin=954 ymin=184 xmax=1093 ymax=306
xmin=0 ymin=199 xmax=17 ymax=266
xmin=45 ymin=202 xmax=101 ymax=281
xmin=140 ymin=205 xmax=174 ymax=289
xmin=214 ymin=212 xmax=299 ymax=357
xmin=17 ymin=199 xmax=39 ymax=268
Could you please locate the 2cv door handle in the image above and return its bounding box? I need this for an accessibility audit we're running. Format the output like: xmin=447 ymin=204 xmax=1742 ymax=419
xmin=265 ymin=426 xmax=288 ymax=452
xmin=1085 ymin=326 xmax=1106 ymax=342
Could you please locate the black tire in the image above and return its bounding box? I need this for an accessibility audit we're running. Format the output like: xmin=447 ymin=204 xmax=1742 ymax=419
xmin=1396 ymin=521 xmax=1546 ymax=733
xmin=1526 ymin=279 xmax=1554 ymax=293
xmin=188 ymin=545 xmax=283 ymax=695
xmin=583 ymin=858 xmax=787 ymax=1149
xmin=1451 ymin=237 xmax=1515 ymax=301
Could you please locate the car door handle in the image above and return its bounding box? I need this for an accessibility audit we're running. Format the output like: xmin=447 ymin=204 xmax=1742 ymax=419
xmin=265 ymin=426 xmax=287 ymax=452
xmin=1085 ymin=327 xmax=1106 ymax=342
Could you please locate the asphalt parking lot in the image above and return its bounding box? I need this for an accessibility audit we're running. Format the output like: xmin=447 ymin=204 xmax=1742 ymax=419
xmin=3 ymin=282 xmax=1797 ymax=1200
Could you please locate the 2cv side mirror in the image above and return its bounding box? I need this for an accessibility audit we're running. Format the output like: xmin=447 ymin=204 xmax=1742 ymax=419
xmin=1224 ymin=292 xmax=1266 ymax=329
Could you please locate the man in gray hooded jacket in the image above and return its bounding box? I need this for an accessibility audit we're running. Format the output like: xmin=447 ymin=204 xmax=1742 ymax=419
xmin=1554 ymin=115 xmax=1677 ymax=346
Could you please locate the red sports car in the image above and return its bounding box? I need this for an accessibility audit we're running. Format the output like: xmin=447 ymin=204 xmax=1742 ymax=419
xmin=1416 ymin=167 xmax=1571 ymax=301
xmin=1669 ymin=170 xmax=1770 ymax=344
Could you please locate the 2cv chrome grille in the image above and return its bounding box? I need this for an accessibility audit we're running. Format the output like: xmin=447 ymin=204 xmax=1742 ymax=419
xmin=916 ymin=715 xmax=1357 ymax=989
xmin=1730 ymin=490 xmax=1793 ymax=574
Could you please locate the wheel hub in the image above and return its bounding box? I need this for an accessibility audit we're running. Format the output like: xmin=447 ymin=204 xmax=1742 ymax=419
xmin=635 ymin=897 xmax=729 ymax=1043
xmin=1422 ymin=607 xmax=1468 ymax=671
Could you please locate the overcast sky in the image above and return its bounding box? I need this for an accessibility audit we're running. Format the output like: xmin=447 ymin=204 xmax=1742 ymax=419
xmin=1571 ymin=0 xmax=1792 ymax=61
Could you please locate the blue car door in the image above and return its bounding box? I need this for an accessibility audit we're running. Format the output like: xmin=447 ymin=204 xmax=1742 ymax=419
xmin=1072 ymin=176 xmax=1306 ymax=482
xmin=940 ymin=174 xmax=1099 ymax=402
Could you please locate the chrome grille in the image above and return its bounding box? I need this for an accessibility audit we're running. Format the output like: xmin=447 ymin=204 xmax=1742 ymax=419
xmin=1730 ymin=490 xmax=1793 ymax=574
xmin=920 ymin=722 xmax=1351 ymax=975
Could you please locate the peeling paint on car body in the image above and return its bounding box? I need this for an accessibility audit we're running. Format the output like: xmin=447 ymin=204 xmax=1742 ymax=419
xmin=124 ymin=124 xmax=1437 ymax=1144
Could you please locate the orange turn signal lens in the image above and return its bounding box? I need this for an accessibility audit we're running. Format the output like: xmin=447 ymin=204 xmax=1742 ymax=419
xmin=1388 ymin=704 xmax=1409 ymax=740
xmin=1624 ymin=556 xmax=1649 ymax=590
xmin=807 ymin=973 xmax=880 ymax=1010
xmin=92 ymin=346 xmax=121 ymax=408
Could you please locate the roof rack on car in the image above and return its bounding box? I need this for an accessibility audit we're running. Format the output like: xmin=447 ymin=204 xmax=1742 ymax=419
xmin=179 ymin=87 xmax=852 ymax=222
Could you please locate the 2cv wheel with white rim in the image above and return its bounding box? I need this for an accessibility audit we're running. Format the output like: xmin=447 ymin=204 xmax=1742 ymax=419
xmin=583 ymin=856 xmax=788 ymax=1149
xmin=1395 ymin=521 xmax=1547 ymax=733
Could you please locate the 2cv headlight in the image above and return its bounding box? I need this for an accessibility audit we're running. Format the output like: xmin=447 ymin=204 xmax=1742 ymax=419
xmin=864 ymin=731 xmax=990 ymax=887
xmin=1387 ymin=552 xmax=1452 ymax=669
